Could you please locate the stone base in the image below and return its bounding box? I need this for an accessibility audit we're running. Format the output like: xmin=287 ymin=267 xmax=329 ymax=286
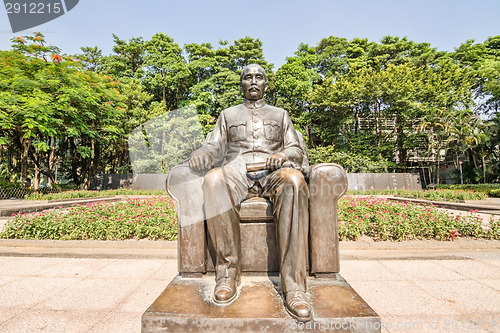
xmin=142 ymin=274 xmax=380 ymax=332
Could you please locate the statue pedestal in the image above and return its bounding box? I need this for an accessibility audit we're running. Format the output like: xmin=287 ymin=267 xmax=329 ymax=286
xmin=142 ymin=274 xmax=380 ymax=332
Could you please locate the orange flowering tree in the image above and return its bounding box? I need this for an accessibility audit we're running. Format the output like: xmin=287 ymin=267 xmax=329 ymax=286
xmin=0 ymin=32 xmax=128 ymax=188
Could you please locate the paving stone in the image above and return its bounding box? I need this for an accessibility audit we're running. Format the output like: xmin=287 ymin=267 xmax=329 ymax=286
xmin=433 ymin=260 xmax=500 ymax=280
xmin=92 ymin=258 xmax=164 ymax=279
xmin=34 ymin=278 xmax=144 ymax=311
xmin=380 ymin=260 xmax=466 ymax=281
xmin=0 ymin=306 xmax=24 ymax=325
xmin=88 ymin=311 xmax=141 ymax=333
xmin=476 ymin=279 xmax=500 ymax=292
xmin=414 ymin=280 xmax=500 ymax=315
xmin=148 ymin=259 xmax=178 ymax=281
xmin=340 ymin=260 xmax=404 ymax=282
xmin=0 ymin=257 xmax=66 ymax=276
xmin=343 ymin=280 xmax=459 ymax=317
xmin=36 ymin=258 xmax=117 ymax=278
xmin=0 ymin=276 xmax=77 ymax=308
xmin=117 ymin=279 xmax=171 ymax=313
xmin=0 ymin=309 xmax=104 ymax=333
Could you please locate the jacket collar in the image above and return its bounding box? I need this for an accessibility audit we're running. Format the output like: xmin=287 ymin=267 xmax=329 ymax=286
xmin=243 ymin=99 xmax=266 ymax=109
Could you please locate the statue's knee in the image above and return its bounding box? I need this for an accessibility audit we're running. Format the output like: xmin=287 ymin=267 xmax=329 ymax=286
xmin=202 ymin=169 xmax=225 ymax=190
xmin=281 ymin=168 xmax=307 ymax=189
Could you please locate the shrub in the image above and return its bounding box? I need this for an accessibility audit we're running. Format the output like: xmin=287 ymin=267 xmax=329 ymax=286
xmin=347 ymin=189 xmax=487 ymax=201
xmin=1 ymin=196 xmax=177 ymax=241
xmin=436 ymin=184 xmax=500 ymax=198
xmin=337 ymin=196 xmax=490 ymax=241
xmin=307 ymin=146 xmax=389 ymax=173
xmin=25 ymin=189 xmax=167 ymax=201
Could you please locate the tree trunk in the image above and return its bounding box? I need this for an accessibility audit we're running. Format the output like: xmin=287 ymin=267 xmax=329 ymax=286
xmin=33 ymin=165 xmax=40 ymax=190
xmin=482 ymin=154 xmax=487 ymax=183
xmin=162 ymin=71 xmax=167 ymax=105
xmin=436 ymin=158 xmax=440 ymax=185
xmin=47 ymin=137 xmax=57 ymax=185
xmin=69 ymin=138 xmax=80 ymax=186
xmin=19 ymin=135 xmax=30 ymax=184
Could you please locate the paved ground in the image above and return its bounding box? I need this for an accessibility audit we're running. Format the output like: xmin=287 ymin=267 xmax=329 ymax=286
xmin=0 ymin=198 xmax=498 ymax=332
xmin=0 ymin=241 xmax=498 ymax=333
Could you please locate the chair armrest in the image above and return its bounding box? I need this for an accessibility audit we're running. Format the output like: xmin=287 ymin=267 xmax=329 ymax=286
xmin=167 ymin=164 xmax=206 ymax=225
xmin=308 ymin=163 xmax=348 ymax=200
xmin=167 ymin=164 xmax=207 ymax=274
xmin=308 ymin=163 xmax=348 ymax=274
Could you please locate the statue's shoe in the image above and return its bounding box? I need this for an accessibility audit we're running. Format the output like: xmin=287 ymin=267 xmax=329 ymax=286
xmin=285 ymin=291 xmax=312 ymax=322
xmin=213 ymin=277 xmax=238 ymax=304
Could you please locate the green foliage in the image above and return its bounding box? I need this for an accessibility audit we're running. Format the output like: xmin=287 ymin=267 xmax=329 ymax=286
xmin=25 ymin=188 xmax=166 ymax=200
xmin=3 ymin=194 xmax=496 ymax=242
xmin=1 ymin=32 xmax=137 ymax=189
xmin=0 ymin=196 xmax=177 ymax=240
xmin=184 ymin=36 xmax=272 ymax=130
xmin=2 ymin=32 xmax=499 ymax=189
xmin=347 ymin=189 xmax=487 ymax=201
xmin=307 ymin=145 xmax=388 ymax=172
xmin=338 ymin=196 xmax=492 ymax=241
xmin=436 ymin=184 xmax=500 ymax=197
xmin=488 ymin=219 xmax=500 ymax=239
xmin=143 ymin=33 xmax=190 ymax=109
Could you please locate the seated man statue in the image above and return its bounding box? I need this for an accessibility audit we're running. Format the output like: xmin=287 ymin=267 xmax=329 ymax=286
xmin=188 ymin=64 xmax=311 ymax=321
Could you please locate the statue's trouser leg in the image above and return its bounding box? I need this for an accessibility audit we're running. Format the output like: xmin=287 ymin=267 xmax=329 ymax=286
xmin=264 ymin=168 xmax=309 ymax=293
xmin=202 ymin=166 xmax=248 ymax=283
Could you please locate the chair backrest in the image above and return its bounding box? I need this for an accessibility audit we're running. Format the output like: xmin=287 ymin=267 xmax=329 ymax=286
xmin=295 ymin=130 xmax=309 ymax=170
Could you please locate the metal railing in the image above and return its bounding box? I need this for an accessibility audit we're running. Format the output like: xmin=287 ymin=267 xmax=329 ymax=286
xmin=0 ymin=187 xmax=61 ymax=200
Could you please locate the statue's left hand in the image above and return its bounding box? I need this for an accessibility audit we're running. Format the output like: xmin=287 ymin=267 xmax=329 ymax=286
xmin=266 ymin=152 xmax=286 ymax=171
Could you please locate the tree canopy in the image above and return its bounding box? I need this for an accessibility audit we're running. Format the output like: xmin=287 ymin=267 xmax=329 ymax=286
xmin=1 ymin=32 xmax=499 ymax=189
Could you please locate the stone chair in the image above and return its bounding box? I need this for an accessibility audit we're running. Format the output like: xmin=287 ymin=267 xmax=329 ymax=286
xmin=166 ymin=132 xmax=348 ymax=278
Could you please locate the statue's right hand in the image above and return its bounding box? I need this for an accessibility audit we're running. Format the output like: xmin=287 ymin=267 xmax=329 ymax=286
xmin=188 ymin=150 xmax=213 ymax=172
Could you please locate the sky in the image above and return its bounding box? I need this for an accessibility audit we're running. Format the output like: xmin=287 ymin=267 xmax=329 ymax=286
xmin=0 ymin=0 xmax=499 ymax=68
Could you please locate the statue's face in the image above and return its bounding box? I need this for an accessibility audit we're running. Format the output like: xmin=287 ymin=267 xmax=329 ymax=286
xmin=241 ymin=66 xmax=267 ymax=100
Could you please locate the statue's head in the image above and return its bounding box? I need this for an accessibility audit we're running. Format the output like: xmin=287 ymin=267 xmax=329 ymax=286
xmin=240 ymin=64 xmax=267 ymax=100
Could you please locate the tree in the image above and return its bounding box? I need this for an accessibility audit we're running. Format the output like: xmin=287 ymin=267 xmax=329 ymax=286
xmin=104 ymin=34 xmax=145 ymax=79
xmin=75 ymin=46 xmax=105 ymax=73
xmin=0 ymin=33 xmax=129 ymax=188
xmin=184 ymin=37 xmax=272 ymax=134
xmin=143 ymin=33 xmax=190 ymax=109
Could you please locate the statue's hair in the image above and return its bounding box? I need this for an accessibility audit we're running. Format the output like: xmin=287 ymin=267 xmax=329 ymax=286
xmin=240 ymin=64 xmax=266 ymax=82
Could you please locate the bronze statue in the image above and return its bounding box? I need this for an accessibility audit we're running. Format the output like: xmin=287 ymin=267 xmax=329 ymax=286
xmin=188 ymin=64 xmax=311 ymax=321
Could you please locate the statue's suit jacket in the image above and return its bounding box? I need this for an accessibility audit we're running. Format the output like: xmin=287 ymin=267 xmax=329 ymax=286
xmin=198 ymin=99 xmax=304 ymax=187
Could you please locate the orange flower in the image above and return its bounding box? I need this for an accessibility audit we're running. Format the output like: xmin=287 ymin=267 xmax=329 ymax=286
xmin=51 ymin=54 xmax=62 ymax=63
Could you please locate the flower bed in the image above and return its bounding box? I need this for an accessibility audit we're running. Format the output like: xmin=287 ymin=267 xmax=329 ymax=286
xmin=2 ymin=195 xmax=497 ymax=242
xmin=25 ymin=189 xmax=167 ymax=201
xmin=347 ymin=189 xmax=487 ymax=201
xmin=1 ymin=196 xmax=177 ymax=240
xmin=338 ymin=196 xmax=496 ymax=241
